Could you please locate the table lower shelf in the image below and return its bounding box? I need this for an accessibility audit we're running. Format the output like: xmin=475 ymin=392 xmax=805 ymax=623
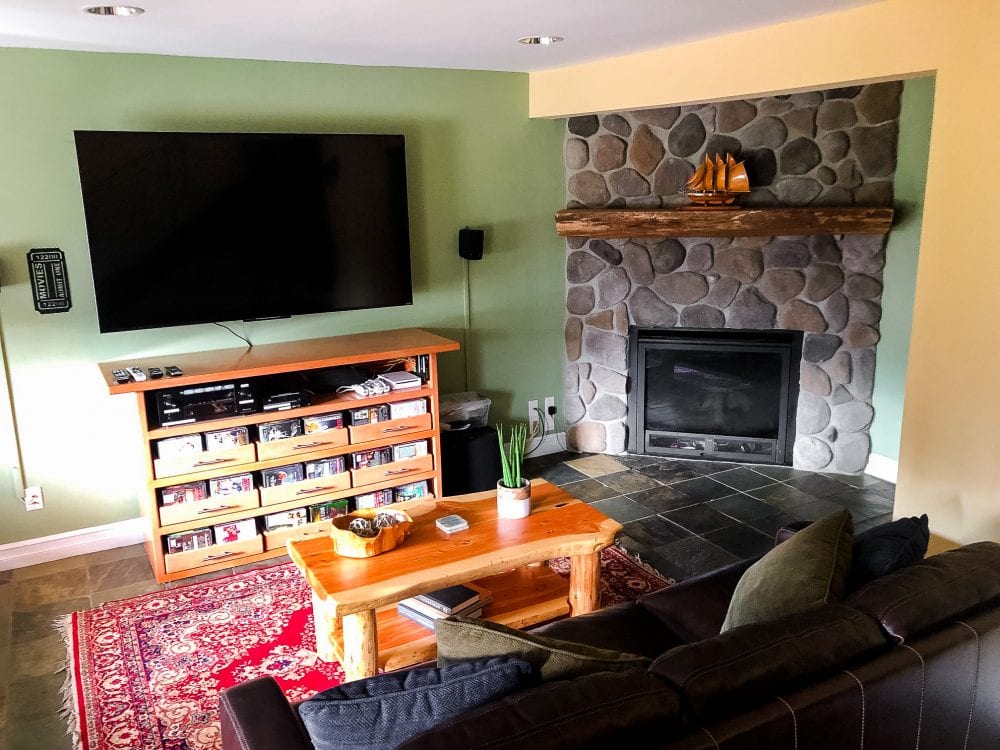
xmin=323 ymin=564 xmax=571 ymax=671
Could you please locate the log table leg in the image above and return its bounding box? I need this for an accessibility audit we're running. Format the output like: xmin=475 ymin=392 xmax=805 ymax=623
xmin=341 ymin=609 xmax=379 ymax=681
xmin=311 ymin=592 xmax=339 ymax=663
xmin=568 ymin=551 xmax=601 ymax=615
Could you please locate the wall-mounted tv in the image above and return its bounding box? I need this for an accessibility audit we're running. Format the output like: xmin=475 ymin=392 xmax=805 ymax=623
xmin=74 ymin=130 xmax=413 ymax=333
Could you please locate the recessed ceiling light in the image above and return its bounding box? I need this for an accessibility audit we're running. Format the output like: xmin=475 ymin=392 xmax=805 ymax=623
xmin=83 ymin=5 xmax=145 ymax=16
xmin=518 ymin=36 xmax=564 ymax=46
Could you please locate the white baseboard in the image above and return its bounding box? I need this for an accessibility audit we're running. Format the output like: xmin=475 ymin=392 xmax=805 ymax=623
xmin=0 ymin=517 xmax=147 ymax=571
xmin=527 ymin=432 xmax=566 ymax=458
xmin=865 ymin=453 xmax=899 ymax=483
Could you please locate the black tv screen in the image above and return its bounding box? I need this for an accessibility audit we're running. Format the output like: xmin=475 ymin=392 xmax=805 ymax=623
xmin=74 ymin=130 xmax=413 ymax=333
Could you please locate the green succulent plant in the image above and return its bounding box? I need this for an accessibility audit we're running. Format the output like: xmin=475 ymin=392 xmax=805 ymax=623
xmin=496 ymin=422 xmax=529 ymax=489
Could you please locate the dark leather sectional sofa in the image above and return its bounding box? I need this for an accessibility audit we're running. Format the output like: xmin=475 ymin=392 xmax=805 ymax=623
xmin=220 ymin=541 xmax=1000 ymax=748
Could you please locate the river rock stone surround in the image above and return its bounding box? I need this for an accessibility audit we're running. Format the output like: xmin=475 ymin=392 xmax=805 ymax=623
xmin=563 ymin=82 xmax=901 ymax=473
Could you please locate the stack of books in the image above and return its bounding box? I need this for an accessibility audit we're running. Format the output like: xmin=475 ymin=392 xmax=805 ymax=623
xmin=397 ymin=583 xmax=492 ymax=631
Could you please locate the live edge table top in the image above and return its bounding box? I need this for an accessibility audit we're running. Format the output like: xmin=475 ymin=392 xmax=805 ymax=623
xmin=287 ymin=479 xmax=623 ymax=617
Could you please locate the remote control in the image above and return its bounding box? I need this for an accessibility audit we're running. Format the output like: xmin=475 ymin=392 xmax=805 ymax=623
xmin=126 ymin=366 xmax=147 ymax=382
xmin=165 ymin=365 xmax=183 ymax=377
xmin=148 ymin=367 xmax=164 ymax=379
xmin=111 ymin=368 xmax=130 ymax=385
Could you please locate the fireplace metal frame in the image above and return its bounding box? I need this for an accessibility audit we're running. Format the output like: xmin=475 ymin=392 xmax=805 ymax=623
xmin=627 ymin=327 xmax=802 ymax=465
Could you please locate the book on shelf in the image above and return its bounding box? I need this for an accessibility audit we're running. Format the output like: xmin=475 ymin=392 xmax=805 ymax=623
xmin=397 ymin=592 xmax=489 ymax=623
xmin=414 ymin=582 xmax=492 ymax=615
xmin=397 ymin=603 xmax=484 ymax=631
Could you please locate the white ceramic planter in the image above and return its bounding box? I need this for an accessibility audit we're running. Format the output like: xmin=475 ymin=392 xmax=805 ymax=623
xmin=496 ymin=480 xmax=531 ymax=519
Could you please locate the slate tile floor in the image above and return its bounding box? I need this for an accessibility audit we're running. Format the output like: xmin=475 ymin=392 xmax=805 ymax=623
xmin=0 ymin=453 xmax=895 ymax=748
xmin=524 ymin=451 xmax=895 ymax=582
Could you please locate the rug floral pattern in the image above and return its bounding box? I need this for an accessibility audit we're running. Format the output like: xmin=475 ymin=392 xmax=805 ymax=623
xmin=66 ymin=546 xmax=668 ymax=750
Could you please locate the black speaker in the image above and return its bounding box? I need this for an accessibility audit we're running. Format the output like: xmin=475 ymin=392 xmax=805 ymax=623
xmin=458 ymin=227 xmax=484 ymax=260
xmin=440 ymin=426 xmax=502 ymax=496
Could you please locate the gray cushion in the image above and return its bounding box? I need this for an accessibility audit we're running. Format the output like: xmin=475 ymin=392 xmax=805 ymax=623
xmin=298 ymin=657 xmax=532 ymax=750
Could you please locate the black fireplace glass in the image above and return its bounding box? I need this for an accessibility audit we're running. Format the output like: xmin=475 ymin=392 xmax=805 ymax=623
xmin=643 ymin=347 xmax=785 ymax=439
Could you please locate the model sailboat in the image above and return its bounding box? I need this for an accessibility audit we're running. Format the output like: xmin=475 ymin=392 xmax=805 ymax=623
xmin=684 ymin=153 xmax=751 ymax=207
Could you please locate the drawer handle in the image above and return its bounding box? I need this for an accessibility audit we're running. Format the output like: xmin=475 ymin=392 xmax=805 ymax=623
xmin=385 ymin=468 xmax=416 ymax=476
xmin=201 ymin=550 xmax=244 ymax=562
xmin=292 ymin=441 xmax=330 ymax=449
xmin=193 ymin=458 xmax=236 ymax=467
xmin=296 ymin=486 xmax=336 ymax=495
xmin=198 ymin=505 xmax=237 ymax=513
xmin=382 ymin=425 xmax=413 ymax=433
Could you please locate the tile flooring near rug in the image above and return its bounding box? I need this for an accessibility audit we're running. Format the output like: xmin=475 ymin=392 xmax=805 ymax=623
xmin=0 ymin=453 xmax=895 ymax=749
xmin=523 ymin=452 xmax=895 ymax=582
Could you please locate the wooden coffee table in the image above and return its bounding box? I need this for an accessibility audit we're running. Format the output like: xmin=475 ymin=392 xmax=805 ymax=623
xmin=287 ymin=479 xmax=622 ymax=681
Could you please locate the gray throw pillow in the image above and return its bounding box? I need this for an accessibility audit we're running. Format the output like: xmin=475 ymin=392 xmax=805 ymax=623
xmin=298 ymin=657 xmax=532 ymax=750
xmin=435 ymin=616 xmax=650 ymax=680
xmin=721 ymin=509 xmax=853 ymax=632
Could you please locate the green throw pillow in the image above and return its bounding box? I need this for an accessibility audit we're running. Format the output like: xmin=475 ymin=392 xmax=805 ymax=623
xmin=721 ymin=509 xmax=854 ymax=632
xmin=435 ymin=616 xmax=651 ymax=681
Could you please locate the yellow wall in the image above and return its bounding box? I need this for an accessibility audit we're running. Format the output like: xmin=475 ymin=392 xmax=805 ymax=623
xmin=530 ymin=0 xmax=1000 ymax=544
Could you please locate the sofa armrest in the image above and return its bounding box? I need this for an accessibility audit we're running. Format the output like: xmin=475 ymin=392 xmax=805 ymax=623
xmin=220 ymin=677 xmax=314 ymax=750
xmin=638 ymin=558 xmax=754 ymax=643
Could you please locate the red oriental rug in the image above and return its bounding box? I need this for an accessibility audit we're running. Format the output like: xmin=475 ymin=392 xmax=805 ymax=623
xmin=60 ymin=546 xmax=669 ymax=750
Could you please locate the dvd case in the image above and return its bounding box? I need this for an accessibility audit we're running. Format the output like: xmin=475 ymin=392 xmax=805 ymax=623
xmin=394 ymin=480 xmax=429 ymax=502
xmin=258 ymin=418 xmax=303 ymax=443
xmin=203 ymin=426 xmax=250 ymax=450
xmin=304 ymin=456 xmax=346 ymax=479
xmin=348 ymin=404 xmax=390 ymax=426
xmin=156 ymin=434 xmax=203 ymax=459
xmin=209 ymin=473 xmax=254 ymax=496
xmin=263 ymin=509 xmax=309 ymax=531
xmin=165 ymin=527 xmax=213 ymax=554
xmin=309 ymin=499 xmax=350 ymax=521
xmin=352 ymin=446 xmax=393 ymax=469
xmin=388 ymin=399 xmax=428 ymax=420
xmin=261 ymin=464 xmax=305 ymax=487
xmin=213 ymin=518 xmax=257 ymax=544
xmin=392 ymin=440 xmax=427 ymax=462
xmin=303 ymin=412 xmax=344 ymax=433
xmin=160 ymin=481 xmax=208 ymax=506
xmin=354 ymin=489 xmax=394 ymax=509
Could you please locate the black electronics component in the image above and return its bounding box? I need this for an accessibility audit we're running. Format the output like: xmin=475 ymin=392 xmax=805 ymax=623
xmin=458 ymin=227 xmax=484 ymax=260
xmin=154 ymin=381 xmax=256 ymax=427
xmin=111 ymin=368 xmax=129 ymax=384
xmin=148 ymin=367 xmax=164 ymax=379
xmin=165 ymin=365 xmax=183 ymax=377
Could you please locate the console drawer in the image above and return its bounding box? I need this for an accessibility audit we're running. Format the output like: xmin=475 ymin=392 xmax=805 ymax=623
xmin=348 ymin=413 xmax=432 ymax=444
xmin=256 ymin=429 xmax=349 ymax=461
xmin=153 ymin=444 xmax=256 ymax=480
xmin=164 ymin=536 xmax=264 ymax=574
xmin=158 ymin=490 xmax=260 ymax=526
xmin=263 ymin=520 xmax=335 ymax=551
xmin=259 ymin=472 xmax=352 ymax=507
xmin=351 ymin=454 xmax=434 ymax=488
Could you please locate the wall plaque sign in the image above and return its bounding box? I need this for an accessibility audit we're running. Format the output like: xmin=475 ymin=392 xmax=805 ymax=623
xmin=27 ymin=248 xmax=72 ymax=314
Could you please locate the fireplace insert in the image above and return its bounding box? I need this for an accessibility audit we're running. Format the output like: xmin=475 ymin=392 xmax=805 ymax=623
xmin=627 ymin=327 xmax=802 ymax=464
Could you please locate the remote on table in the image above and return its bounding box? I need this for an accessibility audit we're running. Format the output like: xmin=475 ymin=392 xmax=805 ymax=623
xmin=111 ymin=368 xmax=130 ymax=384
xmin=165 ymin=365 xmax=183 ymax=377
xmin=126 ymin=366 xmax=147 ymax=382
xmin=148 ymin=367 xmax=164 ymax=379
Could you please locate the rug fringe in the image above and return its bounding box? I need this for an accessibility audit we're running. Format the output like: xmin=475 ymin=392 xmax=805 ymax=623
xmin=613 ymin=541 xmax=676 ymax=585
xmin=54 ymin=613 xmax=83 ymax=750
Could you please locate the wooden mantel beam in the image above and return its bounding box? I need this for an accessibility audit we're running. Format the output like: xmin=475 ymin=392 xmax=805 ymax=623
xmin=554 ymin=207 xmax=894 ymax=238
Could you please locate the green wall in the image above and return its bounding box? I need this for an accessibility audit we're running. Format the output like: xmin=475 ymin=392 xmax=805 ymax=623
xmin=869 ymin=76 xmax=935 ymax=461
xmin=0 ymin=48 xmax=566 ymax=544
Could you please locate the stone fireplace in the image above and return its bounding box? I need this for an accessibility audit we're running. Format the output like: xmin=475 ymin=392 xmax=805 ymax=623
xmin=562 ymin=82 xmax=900 ymax=473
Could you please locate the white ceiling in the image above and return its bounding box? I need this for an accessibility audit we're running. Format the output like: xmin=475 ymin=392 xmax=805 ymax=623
xmin=0 ymin=0 xmax=881 ymax=73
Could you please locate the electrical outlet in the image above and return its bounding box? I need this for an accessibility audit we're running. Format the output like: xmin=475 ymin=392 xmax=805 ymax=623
xmin=543 ymin=396 xmax=556 ymax=430
xmin=528 ymin=400 xmax=540 ymax=431
xmin=24 ymin=486 xmax=44 ymax=511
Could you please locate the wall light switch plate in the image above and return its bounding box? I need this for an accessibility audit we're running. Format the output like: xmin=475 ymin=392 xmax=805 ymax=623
xmin=24 ymin=485 xmax=44 ymax=511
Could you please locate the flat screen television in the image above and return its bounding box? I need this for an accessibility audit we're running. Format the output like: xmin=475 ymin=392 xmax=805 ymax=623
xmin=74 ymin=130 xmax=413 ymax=333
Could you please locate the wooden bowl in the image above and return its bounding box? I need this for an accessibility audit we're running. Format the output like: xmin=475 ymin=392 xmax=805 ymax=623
xmin=330 ymin=508 xmax=413 ymax=558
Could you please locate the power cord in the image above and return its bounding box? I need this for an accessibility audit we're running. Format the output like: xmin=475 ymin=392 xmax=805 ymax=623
xmin=214 ymin=322 xmax=252 ymax=347
xmin=524 ymin=406 xmax=549 ymax=457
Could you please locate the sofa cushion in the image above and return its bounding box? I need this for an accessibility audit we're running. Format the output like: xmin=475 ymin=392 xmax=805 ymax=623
xmin=435 ymin=616 xmax=650 ymax=680
xmin=650 ymin=603 xmax=886 ymax=722
xmin=639 ymin=559 xmax=755 ymax=643
xmin=849 ymin=514 xmax=930 ymax=588
xmin=398 ymin=668 xmax=686 ymax=749
xmin=529 ymin=601 xmax=683 ymax=658
xmin=847 ymin=541 xmax=1000 ymax=643
xmin=297 ymin=657 xmax=532 ymax=750
xmin=721 ymin=509 xmax=853 ymax=632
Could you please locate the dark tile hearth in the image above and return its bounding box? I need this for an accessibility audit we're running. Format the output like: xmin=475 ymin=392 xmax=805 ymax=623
xmin=524 ymin=451 xmax=895 ymax=581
